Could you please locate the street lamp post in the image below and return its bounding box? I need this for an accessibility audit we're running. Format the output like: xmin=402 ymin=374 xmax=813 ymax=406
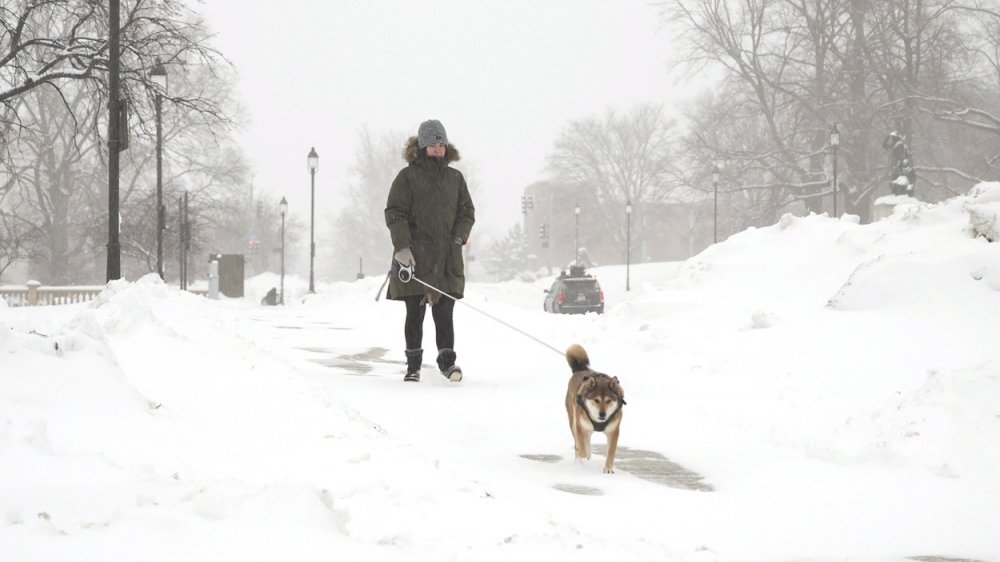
xmin=150 ymin=60 xmax=168 ymax=279
xmin=712 ymin=164 xmax=720 ymax=244
xmin=574 ymin=203 xmax=580 ymax=265
xmin=279 ymin=196 xmax=287 ymax=305
xmin=178 ymin=191 xmax=189 ymax=290
xmin=178 ymin=196 xmax=183 ymax=289
xmin=830 ymin=124 xmax=840 ymax=217
xmin=106 ymin=0 xmax=123 ymax=281
xmin=626 ymin=200 xmax=632 ymax=292
xmin=307 ymin=147 xmax=318 ymax=293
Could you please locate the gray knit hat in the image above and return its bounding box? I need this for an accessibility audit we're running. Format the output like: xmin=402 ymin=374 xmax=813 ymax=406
xmin=417 ymin=119 xmax=448 ymax=149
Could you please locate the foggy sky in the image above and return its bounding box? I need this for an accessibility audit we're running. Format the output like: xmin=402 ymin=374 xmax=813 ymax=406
xmin=197 ymin=0 xmax=684 ymax=242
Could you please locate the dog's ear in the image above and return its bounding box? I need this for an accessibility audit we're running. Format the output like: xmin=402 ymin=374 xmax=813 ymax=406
xmin=579 ymin=376 xmax=596 ymax=394
xmin=610 ymin=377 xmax=625 ymax=404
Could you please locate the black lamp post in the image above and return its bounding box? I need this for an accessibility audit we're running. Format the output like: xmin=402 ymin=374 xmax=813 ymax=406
xmin=178 ymin=196 xmax=183 ymax=289
xmin=307 ymin=147 xmax=318 ymax=293
xmin=830 ymin=124 xmax=840 ymax=217
xmin=712 ymin=164 xmax=720 ymax=243
xmin=279 ymin=196 xmax=287 ymax=305
xmin=178 ymin=189 xmax=190 ymax=290
xmin=150 ymin=59 xmax=168 ymax=279
xmin=626 ymin=200 xmax=632 ymax=292
xmin=106 ymin=0 xmax=123 ymax=281
xmin=574 ymin=203 xmax=580 ymax=264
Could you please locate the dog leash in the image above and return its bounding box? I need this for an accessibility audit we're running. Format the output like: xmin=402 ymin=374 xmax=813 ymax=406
xmin=386 ymin=262 xmax=565 ymax=358
xmin=374 ymin=270 xmax=391 ymax=302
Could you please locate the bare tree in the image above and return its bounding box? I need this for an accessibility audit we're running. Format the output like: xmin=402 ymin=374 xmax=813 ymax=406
xmin=0 ymin=201 xmax=42 ymax=284
xmin=326 ymin=127 xmax=405 ymax=281
xmin=1 ymin=0 xmax=243 ymax=284
xmin=2 ymin=61 xmax=246 ymax=284
xmin=2 ymin=84 xmax=103 ymax=283
xmin=1 ymin=0 xmax=229 ymax=129
xmin=116 ymin=64 xmax=249 ymax=280
xmin=547 ymin=104 xmax=680 ymax=261
xmin=662 ymin=0 xmax=1000 ymax=224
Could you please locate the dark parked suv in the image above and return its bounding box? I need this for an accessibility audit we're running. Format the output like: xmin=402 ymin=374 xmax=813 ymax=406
xmin=543 ymin=265 xmax=605 ymax=314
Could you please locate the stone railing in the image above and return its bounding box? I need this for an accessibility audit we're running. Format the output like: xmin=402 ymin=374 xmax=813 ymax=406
xmin=0 ymin=281 xmax=105 ymax=307
xmin=0 ymin=281 xmax=206 ymax=307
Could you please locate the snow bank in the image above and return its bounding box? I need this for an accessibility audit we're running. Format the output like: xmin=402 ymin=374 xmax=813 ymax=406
xmin=3 ymin=186 xmax=999 ymax=561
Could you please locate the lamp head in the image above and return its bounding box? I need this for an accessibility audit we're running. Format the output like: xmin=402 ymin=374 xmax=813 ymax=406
xmin=279 ymin=196 xmax=288 ymax=215
xmin=308 ymin=147 xmax=319 ymax=172
xmin=626 ymin=200 xmax=632 ymax=214
xmin=830 ymin=123 xmax=840 ymax=147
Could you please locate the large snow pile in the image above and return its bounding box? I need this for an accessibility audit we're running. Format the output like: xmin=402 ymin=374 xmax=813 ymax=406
xmin=1 ymin=184 xmax=998 ymax=561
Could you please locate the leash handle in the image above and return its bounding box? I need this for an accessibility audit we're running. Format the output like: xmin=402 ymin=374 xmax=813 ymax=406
xmin=374 ymin=260 xmax=415 ymax=301
xmin=397 ymin=263 xmax=413 ymax=283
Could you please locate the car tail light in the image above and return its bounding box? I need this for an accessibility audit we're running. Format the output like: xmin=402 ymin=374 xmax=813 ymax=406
xmin=556 ymin=290 xmax=565 ymax=305
xmin=598 ymin=290 xmax=604 ymax=303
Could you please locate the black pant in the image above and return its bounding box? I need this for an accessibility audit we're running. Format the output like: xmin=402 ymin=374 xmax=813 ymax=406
xmin=403 ymin=294 xmax=455 ymax=351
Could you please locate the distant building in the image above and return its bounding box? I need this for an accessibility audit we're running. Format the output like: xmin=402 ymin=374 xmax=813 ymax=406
xmin=520 ymin=181 xmax=715 ymax=270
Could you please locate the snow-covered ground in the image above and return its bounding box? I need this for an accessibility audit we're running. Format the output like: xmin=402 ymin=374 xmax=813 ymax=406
xmin=3 ymin=185 xmax=1000 ymax=561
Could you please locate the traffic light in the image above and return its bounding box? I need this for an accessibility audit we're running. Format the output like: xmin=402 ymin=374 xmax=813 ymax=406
xmin=256 ymin=201 xmax=263 ymax=218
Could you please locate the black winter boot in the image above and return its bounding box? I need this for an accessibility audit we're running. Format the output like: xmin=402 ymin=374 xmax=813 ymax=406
xmin=436 ymin=348 xmax=462 ymax=382
xmin=404 ymin=349 xmax=423 ymax=382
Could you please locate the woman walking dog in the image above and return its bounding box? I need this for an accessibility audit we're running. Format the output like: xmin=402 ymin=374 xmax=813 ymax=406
xmin=384 ymin=119 xmax=475 ymax=383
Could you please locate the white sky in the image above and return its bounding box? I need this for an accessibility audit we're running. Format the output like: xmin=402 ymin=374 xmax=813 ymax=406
xmin=4 ymin=186 xmax=1000 ymax=559
xmin=196 ymin=0 xmax=681 ymax=237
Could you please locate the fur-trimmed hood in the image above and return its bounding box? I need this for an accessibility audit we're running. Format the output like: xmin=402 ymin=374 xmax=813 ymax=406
xmin=403 ymin=136 xmax=461 ymax=164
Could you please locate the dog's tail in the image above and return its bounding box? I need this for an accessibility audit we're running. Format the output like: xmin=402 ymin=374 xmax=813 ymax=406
xmin=566 ymin=344 xmax=590 ymax=372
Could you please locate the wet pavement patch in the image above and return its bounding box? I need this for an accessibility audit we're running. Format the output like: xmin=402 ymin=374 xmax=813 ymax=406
xmin=522 ymin=447 xmax=713 ymax=492
xmin=296 ymin=346 xmax=335 ymax=353
xmin=552 ymin=483 xmax=604 ymax=496
xmin=250 ymin=317 xmax=350 ymax=331
xmin=910 ymin=556 xmax=984 ymax=562
xmin=594 ymin=445 xmax=714 ymax=491
xmin=341 ymin=347 xmax=392 ymax=362
xmin=519 ymin=454 xmax=562 ymax=464
xmin=309 ymin=357 xmax=374 ymax=375
xmin=300 ymin=347 xmax=417 ymax=376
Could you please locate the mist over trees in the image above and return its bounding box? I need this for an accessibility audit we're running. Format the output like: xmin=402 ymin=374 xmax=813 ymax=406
xmin=1 ymin=0 xmax=255 ymax=284
xmin=546 ymin=104 xmax=682 ymax=265
xmin=3 ymin=1 xmax=999 ymax=286
xmin=503 ymin=0 xmax=1000 ymax=281
xmin=660 ymin=0 xmax=1000 ymax=224
xmin=325 ymin=128 xmax=401 ymax=282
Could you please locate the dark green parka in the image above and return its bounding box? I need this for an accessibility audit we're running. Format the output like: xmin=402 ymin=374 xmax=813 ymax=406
xmin=384 ymin=137 xmax=475 ymax=300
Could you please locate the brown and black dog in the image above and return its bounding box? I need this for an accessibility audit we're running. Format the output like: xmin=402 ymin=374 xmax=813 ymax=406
xmin=564 ymin=344 xmax=626 ymax=473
